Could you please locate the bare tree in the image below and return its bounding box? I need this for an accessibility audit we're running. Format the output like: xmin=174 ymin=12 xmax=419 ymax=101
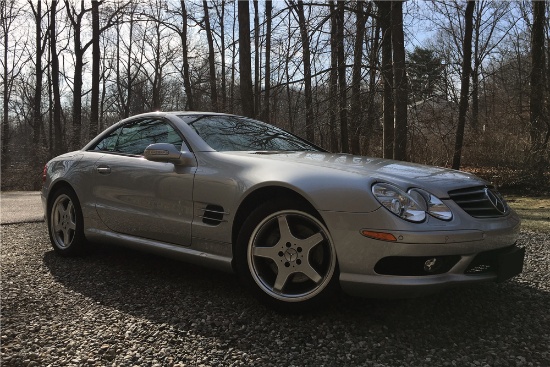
xmin=50 ymin=0 xmax=63 ymax=155
xmin=350 ymin=1 xmax=369 ymax=155
xmin=364 ymin=12 xmax=380 ymax=155
xmin=64 ymin=0 xmax=91 ymax=149
xmin=392 ymin=1 xmax=408 ymax=161
xmin=114 ymin=2 xmax=143 ymax=117
xmin=530 ymin=0 xmax=549 ymax=179
xmin=1 ymin=0 xmax=26 ymax=167
xmin=213 ymin=0 xmax=227 ymax=111
xmin=471 ymin=1 xmax=512 ymax=130
xmin=203 ymin=0 xmax=218 ymax=111
xmin=253 ymin=0 xmax=260 ymax=116
xmin=376 ymin=1 xmax=394 ymax=158
xmin=262 ymin=0 xmax=272 ymax=123
xmin=238 ymin=0 xmax=254 ymax=117
xmin=90 ymin=0 xmax=100 ymax=138
xmin=29 ymin=1 xmax=48 ymax=147
xmin=141 ymin=1 xmax=179 ymax=111
xmin=452 ymin=1 xmax=475 ymax=170
xmin=328 ymin=0 xmax=339 ymax=152
xmin=64 ymin=0 xmax=125 ymax=145
xmin=290 ymin=0 xmax=314 ymax=142
xmin=163 ymin=1 xmax=194 ymax=111
xmin=336 ymin=0 xmax=348 ymax=152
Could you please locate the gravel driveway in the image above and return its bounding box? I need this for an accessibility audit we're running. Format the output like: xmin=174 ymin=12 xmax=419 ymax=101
xmin=1 ymin=223 xmax=549 ymax=366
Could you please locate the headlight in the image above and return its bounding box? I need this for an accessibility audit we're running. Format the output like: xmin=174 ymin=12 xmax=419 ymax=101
xmin=408 ymin=188 xmax=453 ymax=221
xmin=372 ymin=183 xmax=426 ymax=222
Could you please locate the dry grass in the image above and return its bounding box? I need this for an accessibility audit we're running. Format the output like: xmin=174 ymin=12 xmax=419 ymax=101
xmin=506 ymin=196 xmax=550 ymax=232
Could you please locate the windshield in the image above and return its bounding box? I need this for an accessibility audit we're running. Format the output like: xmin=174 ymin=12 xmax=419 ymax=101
xmin=179 ymin=115 xmax=322 ymax=152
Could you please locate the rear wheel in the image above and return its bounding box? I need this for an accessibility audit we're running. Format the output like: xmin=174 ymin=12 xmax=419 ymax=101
xmin=48 ymin=187 xmax=88 ymax=256
xmin=236 ymin=201 xmax=338 ymax=311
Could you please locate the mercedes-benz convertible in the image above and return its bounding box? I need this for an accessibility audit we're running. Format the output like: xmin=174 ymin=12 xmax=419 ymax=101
xmin=42 ymin=112 xmax=524 ymax=311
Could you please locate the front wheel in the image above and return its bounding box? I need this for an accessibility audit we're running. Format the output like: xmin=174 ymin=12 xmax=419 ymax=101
xmin=236 ymin=201 xmax=338 ymax=311
xmin=47 ymin=187 xmax=88 ymax=256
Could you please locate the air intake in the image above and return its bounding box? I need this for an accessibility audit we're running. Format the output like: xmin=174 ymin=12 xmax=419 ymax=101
xmin=201 ymin=205 xmax=226 ymax=226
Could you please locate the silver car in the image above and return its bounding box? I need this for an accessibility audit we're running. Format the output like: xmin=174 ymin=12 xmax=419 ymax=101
xmin=42 ymin=112 xmax=524 ymax=311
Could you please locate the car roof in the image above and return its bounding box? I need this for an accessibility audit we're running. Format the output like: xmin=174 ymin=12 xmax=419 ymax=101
xmin=133 ymin=111 xmax=244 ymax=119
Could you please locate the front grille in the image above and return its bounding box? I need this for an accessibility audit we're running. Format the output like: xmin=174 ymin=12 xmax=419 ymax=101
xmin=448 ymin=186 xmax=508 ymax=218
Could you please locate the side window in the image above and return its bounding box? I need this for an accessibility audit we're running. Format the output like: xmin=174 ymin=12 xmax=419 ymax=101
xmin=91 ymin=119 xmax=183 ymax=155
xmin=117 ymin=119 xmax=183 ymax=155
xmin=93 ymin=128 xmax=121 ymax=151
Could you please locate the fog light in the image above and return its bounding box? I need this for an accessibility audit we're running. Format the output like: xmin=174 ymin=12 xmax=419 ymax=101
xmin=424 ymin=258 xmax=440 ymax=273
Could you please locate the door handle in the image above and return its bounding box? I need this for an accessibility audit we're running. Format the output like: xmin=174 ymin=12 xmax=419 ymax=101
xmin=96 ymin=166 xmax=111 ymax=174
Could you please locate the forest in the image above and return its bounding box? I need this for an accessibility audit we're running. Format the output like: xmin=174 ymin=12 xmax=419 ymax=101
xmin=1 ymin=0 xmax=549 ymax=192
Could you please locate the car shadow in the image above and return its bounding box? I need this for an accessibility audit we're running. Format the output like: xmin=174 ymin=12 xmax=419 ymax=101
xmin=43 ymin=242 xmax=549 ymax=361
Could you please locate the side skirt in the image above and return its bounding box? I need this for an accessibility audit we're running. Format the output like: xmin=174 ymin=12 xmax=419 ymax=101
xmin=85 ymin=228 xmax=234 ymax=273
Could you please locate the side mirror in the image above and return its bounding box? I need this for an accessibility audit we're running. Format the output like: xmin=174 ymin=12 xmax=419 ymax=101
xmin=144 ymin=143 xmax=196 ymax=166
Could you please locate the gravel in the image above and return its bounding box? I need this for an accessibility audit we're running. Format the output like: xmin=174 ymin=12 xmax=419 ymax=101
xmin=1 ymin=223 xmax=549 ymax=366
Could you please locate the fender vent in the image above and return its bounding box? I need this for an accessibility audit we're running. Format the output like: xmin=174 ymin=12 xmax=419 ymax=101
xmin=201 ymin=205 xmax=227 ymax=226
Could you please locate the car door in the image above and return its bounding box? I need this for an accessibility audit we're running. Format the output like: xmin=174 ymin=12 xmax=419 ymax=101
xmin=91 ymin=117 xmax=196 ymax=246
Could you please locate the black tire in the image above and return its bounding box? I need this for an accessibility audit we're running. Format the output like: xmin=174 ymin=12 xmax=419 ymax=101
xmin=47 ymin=187 xmax=88 ymax=256
xmin=235 ymin=200 xmax=339 ymax=312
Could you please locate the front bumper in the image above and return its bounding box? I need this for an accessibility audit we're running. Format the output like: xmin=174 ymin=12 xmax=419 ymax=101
xmin=320 ymin=207 xmax=522 ymax=298
xmin=340 ymin=245 xmax=524 ymax=298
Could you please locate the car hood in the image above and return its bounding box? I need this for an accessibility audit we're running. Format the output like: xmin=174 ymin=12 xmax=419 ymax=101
xmin=230 ymin=151 xmax=489 ymax=198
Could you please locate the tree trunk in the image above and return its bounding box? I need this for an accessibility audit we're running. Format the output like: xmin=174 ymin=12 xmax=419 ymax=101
xmin=47 ymin=46 xmax=52 ymax=156
xmin=285 ymin=13 xmax=293 ymax=133
xmin=337 ymin=1 xmax=348 ymax=152
xmin=32 ymin=1 xmax=43 ymax=146
xmin=203 ymin=0 xmax=218 ymax=111
xmin=364 ymin=17 xmax=380 ymax=155
xmin=471 ymin=9 xmax=481 ymax=130
xmin=377 ymin=1 xmax=394 ymax=159
xmin=452 ymin=1 xmax=475 ymax=170
xmin=294 ymin=0 xmax=314 ymax=142
xmin=253 ymin=0 xmax=260 ymax=117
xmin=529 ymin=0 xmax=548 ymax=178
xmin=90 ymin=0 xmax=100 ymax=138
xmin=218 ymin=0 xmax=227 ymax=111
xmin=180 ymin=1 xmax=194 ymax=110
xmin=392 ymin=1 xmax=408 ymax=161
xmin=350 ymin=1 xmax=368 ymax=155
xmin=328 ymin=0 xmax=339 ymax=152
xmin=2 ymin=5 xmax=10 ymax=166
xmin=230 ymin=0 xmax=237 ymax=113
xmin=262 ymin=0 xmax=272 ymax=123
xmin=125 ymin=10 xmax=134 ymax=116
xmin=64 ymin=0 xmax=85 ymax=150
xmin=238 ymin=0 xmax=254 ymax=118
xmin=50 ymin=0 xmax=63 ymax=155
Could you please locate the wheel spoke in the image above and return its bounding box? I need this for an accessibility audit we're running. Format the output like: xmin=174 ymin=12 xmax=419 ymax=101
xmin=301 ymin=263 xmax=323 ymax=284
xmin=277 ymin=215 xmax=295 ymax=242
xmin=63 ymin=228 xmax=71 ymax=245
xmin=67 ymin=201 xmax=74 ymax=218
xmin=273 ymin=267 xmax=292 ymax=293
xmin=53 ymin=206 xmax=63 ymax=231
xmin=253 ymin=246 xmax=279 ymax=261
xmin=54 ymin=222 xmax=63 ymax=232
xmin=300 ymin=232 xmax=323 ymax=253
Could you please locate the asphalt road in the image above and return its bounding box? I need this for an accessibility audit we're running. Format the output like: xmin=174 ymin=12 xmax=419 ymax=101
xmin=0 ymin=191 xmax=44 ymax=224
